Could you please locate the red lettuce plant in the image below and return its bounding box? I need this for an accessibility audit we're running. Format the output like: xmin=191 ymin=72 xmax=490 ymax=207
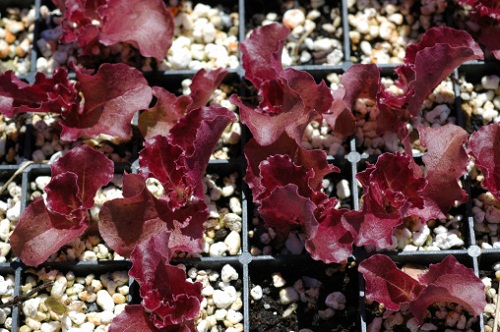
xmin=359 ymin=254 xmax=486 ymax=323
xmin=0 ymin=63 xmax=153 ymax=141
xmin=342 ymin=152 xmax=427 ymax=250
xmin=343 ymin=124 xmax=469 ymax=251
xmin=51 ymin=0 xmax=174 ymax=60
xmin=243 ymin=132 xmax=356 ymax=262
xmin=333 ymin=27 xmax=483 ymax=146
xmin=10 ymin=145 xmax=114 ymax=266
xmin=109 ymin=231 xmax=202 ymax=332
xmin=99 ymin=106 xmax=237 ymax=257
xmin=229 ymin=23 xmax=333 ymax=146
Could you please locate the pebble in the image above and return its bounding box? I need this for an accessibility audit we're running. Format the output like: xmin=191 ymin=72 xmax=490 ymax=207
xmin=209 ymin=242 xmax=228 ymax=257
xmin=348 ymin=0 xmax=446 ymax=63
xmin=283 ymin=9 xmax=306 ymax=29
xmin=250 ymin=285 xmax=263 ymax=300
xmin=325 ymin=292 xmax=346 ymax=310
xmin=213 ymin=289 xmax=233 ymax=309
xmin=279 ymin=287 xmax=299 ymax=305
xmin=50 ymin=276 xmax=67 ymax=298
xmin=272 ymin=273 xmax=286 ymax=288
xmin=336 ymin=179 xmax=351 ymax=199
xmin=221 ymin=264 xmax=239 ymax=283
xmin=96 ymin=289 xmax=115 ymax=311
xmin=285 ymin=232 xmax=304 ymax=254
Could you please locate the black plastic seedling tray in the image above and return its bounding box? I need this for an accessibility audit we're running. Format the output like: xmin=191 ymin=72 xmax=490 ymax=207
xmin=1 ymin=0 xmax=499 ymax=331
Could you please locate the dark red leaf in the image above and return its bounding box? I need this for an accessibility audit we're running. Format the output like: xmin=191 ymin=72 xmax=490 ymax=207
xmin=53 ymin=0 xmax=103 ymax=52
xmin=478 ymin=23 xmax=500 ymax=61
xmin=138 ymin=68 xmax=228 ymax=141
xmin=138 ymin=87 xmax=190 ymax=140
xmin=259 ymin=184 xmax=319 ymax=239
xmin=0 ymin=69 xmax=79 ymax=118
xmin=189 ymin=68 xmax=228 ymax=110
xmin=258 ymin=154 xmax=315 ymax=202
xmin=50 ymin=145 xmax=114 ymax=209
xmin=231 ymin=80 xmax=303 ymax=146
xmin=340 ymin=64 xmax=380 ymax=112
xmin=322 ymin=88 xmax=356 ymax=137
xmin=467 ymin=123 xmax=500 ymax=200
xmin=403 ymin=27 xmax=483 ymax=117
xmin=10 ymin=199 xmax=88 ymax=266
xmin=418 ymin=124 xmax=469 ymax=217
xmin=244 ymin=135 xmax=337 ymax=201
xmin=410 ymin=255 xmax=486 ymax=322
xmin=98 ymin=0 xmax=174 ymax=60
xmin=359 ymin=254 xmax=424 ymax=311
xmin=60 ymin=63 xmax=153 ymax=141
xmin=305 ymin=200 xmax=354 ymax=264
xmin=98 ymin=173 xmax=169 ymax=257
xmin=232 ymin=23 xmax=333 ymax=146
xmin=139 ymin=136 xmax=194 ymax=209
xmin=44 ymin=173 xmax=82 ymax=217
xmin=351 ymin=153 xmax=427 ymax=249
xmin=240 ymin=23 xmax=288 ymax=88
xmin=359 ymin=152 xmax=426 ymax=213
xmin=129 ymin=231 xmax=203 ymax=330
xmin=168 ymin=106 xmax=237 ymax=198
xmin=344 ymin=203 xmax=403 ymax=249
xmin=109 ymin=305 xmax=160 ymax=332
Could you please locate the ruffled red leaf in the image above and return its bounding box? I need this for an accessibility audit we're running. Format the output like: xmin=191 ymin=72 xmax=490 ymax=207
xmin=0 ymin=69 xmax=79 ymax=118
xmin=359 ymin=254 xmax=424 ymax=311
xmin=232 ymin=23 xmax=333 ymax=146
xmin=358 ymin=153 xmax=426 ymax=213
xmin=168 ymin=106 xmax=237 ymax=198
xmin=138 ymin=68 xmax=228 ymax=141
xmin=478 ymin=23 xmax=500 ymax=61
xmin=44 ymin=173 xmax=82 ymax=217
xmin=418 ymin=124 xmax=469 ymax=217
xmin=10 ymin=199 xmax=88 ymax=266
xmin=53 ymin=0 xmax=174 ymax=59
xmin=341 ymin=64 xmax=380 ymax=112
xmin=139 ymin=136 xmax=193 ymax=209
xmin=98 ymin=0 xmax=174 ymax=60
xmin=53 ymin=0 xmax=102 ymax=52
xmin=244 ymin=135 xmax=337 ymax=200
xmin=360 ymin=255 xmax=486 ymax=323
xmin=109 ymin=305 xmax=160 ymax=332
xmin=231 ymin=80 xmax=303 ymax=145
xmin=129 ymin=231 xmax=203 ymax=330
xmin=322 ymin=88 xmax=356 ymax=137
xmin=410 ymin=256 xmax=486 ymax=322
xmin=305 ymin=200 xmax=354 ymax=264
xmin=138 ymin=87 xmax=189 ymax=140
xmin=98 ymin=173 xmax=169 ymax=257
xmin=258 ymin=154 xmax=315 ymax=202
xmin=50 ymin=145 xmax=114 ymax=209
xmin=345 ymin=203 xmax=402 ymax=249
xmin=240 ymin=23 xmax=288 ymax=88
xmin=352 ymin=152 xmax=426 ymax=249
xmin=60 ymin=63 xmax=152 ymax=141
xmin=403 ymin=27 xmax=483 ymax=117
xmin=467 ymin=123 xmax=500 ymax=200
xmin=162 ymin=199 xmax=209 ymax=253
xmin=189 ymin=68 xmax=228 ymax=110
xmin=259 ymin=184 xmax=319 ymax=239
